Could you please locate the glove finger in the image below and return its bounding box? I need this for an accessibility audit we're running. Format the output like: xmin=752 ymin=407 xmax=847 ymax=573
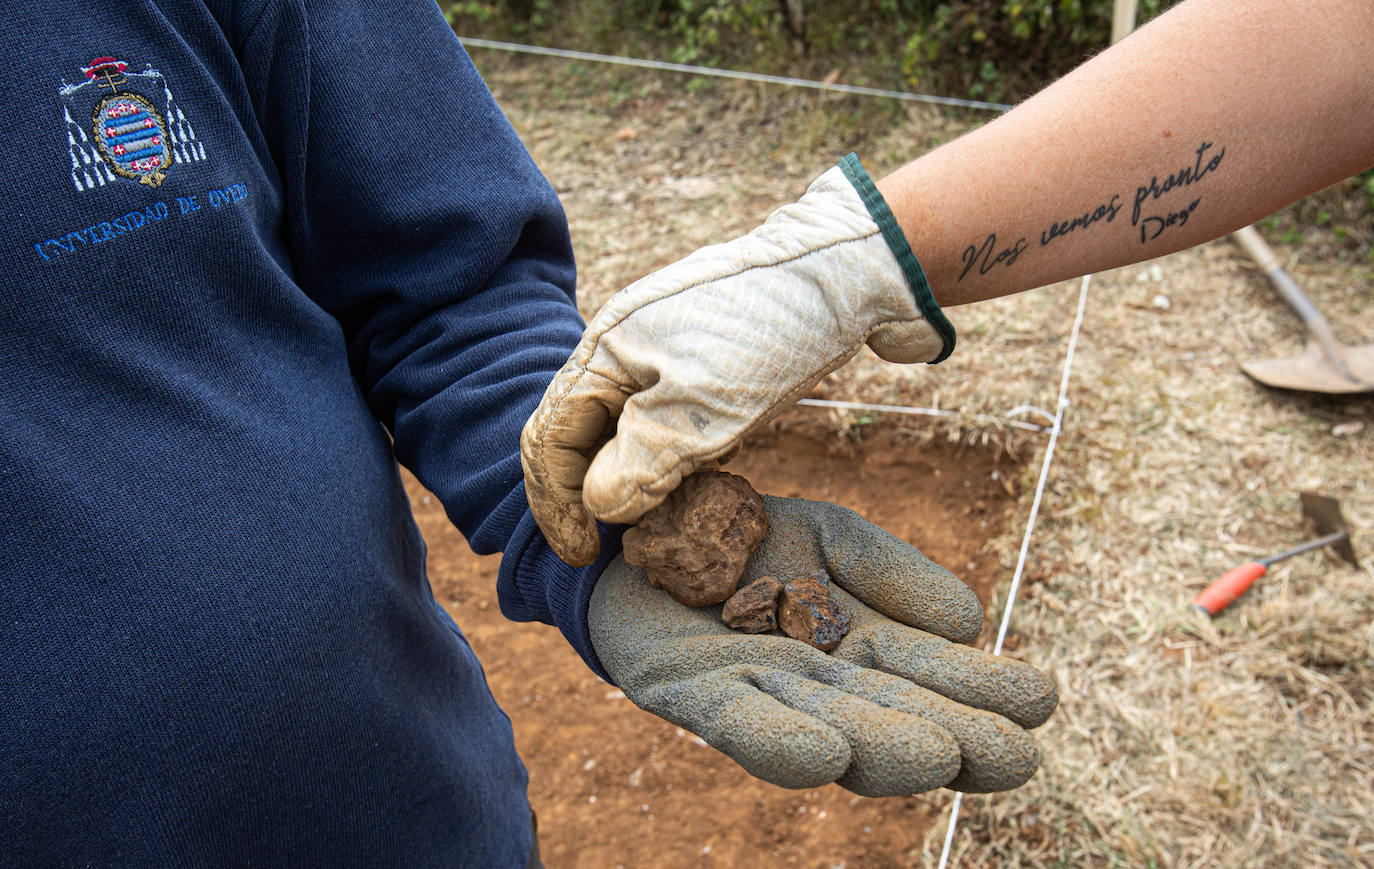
xmin=521 ymin=366 xmax=629 ymax=567
xmin=749 ymin=496 xmax=984 ymax=643
xmin=639 ymin=672 xmax=851 ymax=790
xmin=739 ymin=664 xmax=963 ymax=797
xmin=810 ymin=655 xmax=1043 ymax=794
xmin=834 ymin=614 xmax=1058 ymax=730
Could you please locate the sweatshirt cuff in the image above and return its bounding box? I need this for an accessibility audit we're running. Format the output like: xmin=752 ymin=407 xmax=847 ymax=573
xmin=497 ymin=510 xmax=625 ymax=682
xmin=838 ymin=152 xmax=956 ymax=363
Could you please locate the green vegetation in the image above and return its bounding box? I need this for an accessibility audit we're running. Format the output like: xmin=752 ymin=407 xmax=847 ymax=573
xmin=901 ymin=0 xmax=1176 ymax=103
xmin=445 ymin=1 xmax=1176 ymax=103
xmin=1258 ymin=168 xmax=1374 ymax=266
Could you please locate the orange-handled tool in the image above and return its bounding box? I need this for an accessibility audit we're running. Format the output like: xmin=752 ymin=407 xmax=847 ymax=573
xmin=1194 ymin=493 xmax=1358 ymax=617
xmin=1194 ymin=531 xmax=1348 ymax=616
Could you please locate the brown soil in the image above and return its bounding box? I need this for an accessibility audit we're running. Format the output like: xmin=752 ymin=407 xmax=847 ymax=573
xmin=408 ymin=410 xmax=1025 ymax=867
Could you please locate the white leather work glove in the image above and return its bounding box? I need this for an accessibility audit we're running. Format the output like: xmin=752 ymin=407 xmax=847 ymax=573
xmin=522 ymin=155 xmax=955 ymax=566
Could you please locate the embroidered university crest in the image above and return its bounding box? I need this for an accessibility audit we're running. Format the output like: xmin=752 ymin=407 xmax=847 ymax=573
xmin=60 ymin=56 xmax=208 ymax=191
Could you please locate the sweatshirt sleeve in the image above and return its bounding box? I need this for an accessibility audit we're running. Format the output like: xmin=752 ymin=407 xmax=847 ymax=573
xmin=234 ymin=0 xmax=620 ymax=679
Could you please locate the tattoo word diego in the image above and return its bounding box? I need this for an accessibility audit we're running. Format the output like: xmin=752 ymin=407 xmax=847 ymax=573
xmin=1139 ymin=197 xmax=1200 ymax=243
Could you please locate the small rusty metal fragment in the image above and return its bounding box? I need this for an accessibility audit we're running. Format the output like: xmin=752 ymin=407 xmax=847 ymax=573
xmin=778 ymin=573 xmax=851 ymax=651
xmin=622 ymin=471 xmax=769 ymax=607
xmin=721 ymin=576 xmax=783 ymax=633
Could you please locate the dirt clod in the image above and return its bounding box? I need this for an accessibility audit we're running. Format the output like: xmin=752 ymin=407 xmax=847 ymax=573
xmin=778 ymin=574 xmax=851 ymax=651
xmin=622 ymin=471 xmax=769 ymax=607
xmin=721 ymin=576 xmax=783 ymax=632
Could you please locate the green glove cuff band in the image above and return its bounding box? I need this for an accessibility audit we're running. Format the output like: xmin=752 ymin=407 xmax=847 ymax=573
xmin=839 ymin=153 xmax=956 ymax=364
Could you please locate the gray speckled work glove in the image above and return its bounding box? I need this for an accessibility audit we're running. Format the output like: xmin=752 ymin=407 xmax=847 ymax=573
xmin=589 ymin=496 xmax=1058 ymax=796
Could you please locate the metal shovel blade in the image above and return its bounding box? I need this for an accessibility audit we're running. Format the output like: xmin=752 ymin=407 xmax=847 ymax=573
xmin=1233 ymin=225 xmax=1374 ymax=394
xmin=1242 ymin=342 xmax=1374 ymax=394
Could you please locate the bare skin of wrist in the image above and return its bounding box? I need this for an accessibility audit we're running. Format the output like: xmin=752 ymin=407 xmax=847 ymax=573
xmin=875 ymin=0 xmax=1374 ymax=308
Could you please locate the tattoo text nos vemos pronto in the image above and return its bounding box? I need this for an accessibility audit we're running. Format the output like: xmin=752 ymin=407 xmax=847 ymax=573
xmin=955 ymin=140 xmax=1228 ymax=281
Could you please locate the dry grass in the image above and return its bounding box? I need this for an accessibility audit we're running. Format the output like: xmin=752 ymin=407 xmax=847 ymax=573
xmin=476 ymin=53 xmax=1374 ymax=867
xmin=929 ymin=249 xmax=1374 ymax=868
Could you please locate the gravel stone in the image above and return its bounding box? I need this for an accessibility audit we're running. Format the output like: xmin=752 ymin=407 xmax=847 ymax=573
xmin=778 ymin=573 xmax=851 ymax=650
xmin=721 ymin=576 xmax=783 ymax=632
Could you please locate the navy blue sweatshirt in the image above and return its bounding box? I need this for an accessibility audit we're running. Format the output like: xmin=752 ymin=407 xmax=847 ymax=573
xmin=0 ymin=1 xmax=621 ymax=864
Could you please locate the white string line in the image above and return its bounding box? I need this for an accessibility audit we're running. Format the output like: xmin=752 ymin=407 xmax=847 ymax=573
xmin=937 ymin=273 xmax=1092 ymax=869
xmin=795 ymin=398 xmax=1054 ymax=434
xmin=457 ymin=36 xmax=1014 ymax=112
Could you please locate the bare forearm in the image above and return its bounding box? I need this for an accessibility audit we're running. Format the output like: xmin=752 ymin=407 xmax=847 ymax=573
xmin=878 ymin=0 xmax=1374 ymax=307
